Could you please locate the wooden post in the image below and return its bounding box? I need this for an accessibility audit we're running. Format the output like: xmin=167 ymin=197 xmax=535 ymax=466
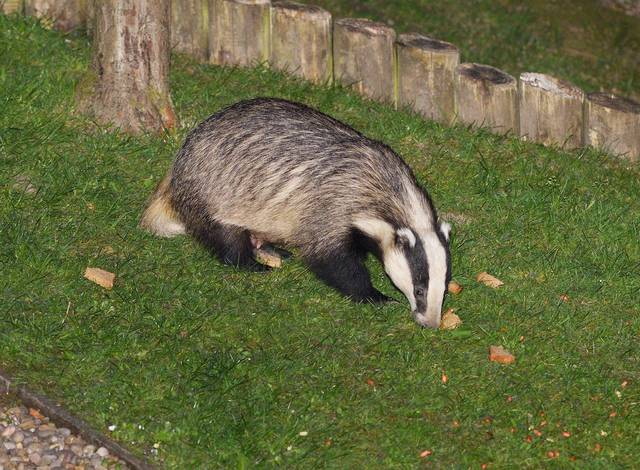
xmin=333 ymin=18 xmax=396 ymax=103
xmin=586 ymin=92 xmax=640 ymax=162
xmin=24 ymin=0 xmax=86 ymax=32
xmin=1 ymin=0 xmax=23 ymax=14
xmin=270 ymin=1 xmax=332 ymax=84
xmin=208 ymin=0 xmax=270 ymax=67
xmin=396 ymin=33 xmax=459 ymax=124
xmin=171 ymin=0 xmax=209 ymax=61
xmin=518 ymin=73 xmax=584 ymax=149
xmin=455 ymin=63 xmax=518 ymax=134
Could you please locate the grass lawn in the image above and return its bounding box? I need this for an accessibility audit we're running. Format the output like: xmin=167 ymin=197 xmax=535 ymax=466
xmin=308 ymin=0 xmax=640 ymax=100
xmin=1 ymin=13 xmax=640 ymax=468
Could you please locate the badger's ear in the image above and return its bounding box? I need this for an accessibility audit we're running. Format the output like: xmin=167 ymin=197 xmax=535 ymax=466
xmin=439 ymin=221 xmax=451 ymax=242
xmin=395 ymin=228 xmax=416 ymax=248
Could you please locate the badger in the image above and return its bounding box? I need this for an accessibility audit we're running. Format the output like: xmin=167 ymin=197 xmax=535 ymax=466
xmin=140 ymin=98 xmax=451 ymax=328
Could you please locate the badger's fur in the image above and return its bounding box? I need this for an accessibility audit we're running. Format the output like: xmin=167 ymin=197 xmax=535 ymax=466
xmin=140 ymin=98 xmax=451 ymax=328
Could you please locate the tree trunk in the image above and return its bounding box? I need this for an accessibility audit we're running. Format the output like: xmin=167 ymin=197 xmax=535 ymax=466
xmin=77 ymin=0 xmax=177 ymax=134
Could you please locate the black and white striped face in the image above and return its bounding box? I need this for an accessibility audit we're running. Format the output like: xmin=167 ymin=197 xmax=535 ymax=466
xmin=383 ymin=222 xmax=451 ymax=328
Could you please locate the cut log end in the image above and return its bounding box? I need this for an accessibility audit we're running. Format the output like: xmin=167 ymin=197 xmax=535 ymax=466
xmin=458 ymin=63 xmax=515 ymax=86
xmin=335 ymin=18 xmax=395 ymax=38
xmin=588 ymin=92 xmax=640 ymax=114
xmin=397 ymin=32 xmax=458 ymax=52
xmin=231 ymin=0 xmax=270 ymax=5
xmin=520 ymin=72 xmax=584 ymax=99
xmin=272 ymin=1 xmax=330 ymax=18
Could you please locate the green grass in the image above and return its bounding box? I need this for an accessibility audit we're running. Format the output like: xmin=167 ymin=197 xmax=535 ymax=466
xmin=1 ymin=13 xmax=640 ymax=468
xmin=308 ymin=0 xmax=640 ymax=100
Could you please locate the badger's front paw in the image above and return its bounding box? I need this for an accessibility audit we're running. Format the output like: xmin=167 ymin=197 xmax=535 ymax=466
xmin=362 ymin=289 xmax=396 ymax=304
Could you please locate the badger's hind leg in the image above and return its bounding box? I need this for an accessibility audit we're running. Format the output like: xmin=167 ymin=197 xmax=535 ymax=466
xmin=191 ymin=220 xmax=269 ymax=271
xmin=305 ymin=242 xmax=391 ymax=303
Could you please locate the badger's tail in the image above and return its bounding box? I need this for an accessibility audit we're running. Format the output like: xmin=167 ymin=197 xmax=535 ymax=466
xmin=139 ymin=171 xmax=186 ymax=237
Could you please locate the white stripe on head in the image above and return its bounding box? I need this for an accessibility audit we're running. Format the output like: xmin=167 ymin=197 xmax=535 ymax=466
xmin=405 ymin=187 xmax=432 ymax=230
xmin=414 ymin=232 xmax=448 ymax=328
xmin=353 ymin=219 xmax=417 ymax=310
xmin=383 ymin=247 xmax=416 ymax=311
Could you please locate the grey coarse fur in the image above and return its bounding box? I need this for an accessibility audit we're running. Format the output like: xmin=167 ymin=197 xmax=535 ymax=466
xmin=141 ymin=97 xmax=447 ymax=309
xmin=175 ymin=98 xmax=437 ymax=246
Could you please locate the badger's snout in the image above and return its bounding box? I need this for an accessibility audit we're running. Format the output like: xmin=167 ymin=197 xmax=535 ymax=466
xmin=413 ymin=310 xmax=441 ymax=329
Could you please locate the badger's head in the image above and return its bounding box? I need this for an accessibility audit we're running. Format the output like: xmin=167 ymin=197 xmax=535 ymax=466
xmin=354 ymin=218 xmax=452 ymax=328
xmin=384 ymin=222 xmax=451 ymax=328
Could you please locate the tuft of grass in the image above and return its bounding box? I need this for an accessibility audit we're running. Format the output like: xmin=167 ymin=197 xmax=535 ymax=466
xmin=1 ymin=14 xmax=640 ymax=468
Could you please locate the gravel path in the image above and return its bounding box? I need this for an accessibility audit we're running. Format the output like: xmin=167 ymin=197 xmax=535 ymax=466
xmin=0 ymin=401 xmax=128 ymax=470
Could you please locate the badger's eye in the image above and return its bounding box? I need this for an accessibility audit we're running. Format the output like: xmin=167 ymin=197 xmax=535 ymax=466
xmin=415 ymin=287 xmax=425 ymax=297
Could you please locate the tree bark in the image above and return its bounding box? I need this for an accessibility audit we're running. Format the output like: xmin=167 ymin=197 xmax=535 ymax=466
xmin=77 ymin=0 xmax=177 ymax=134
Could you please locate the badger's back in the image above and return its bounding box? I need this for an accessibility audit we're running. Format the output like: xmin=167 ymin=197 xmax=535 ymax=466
xmin=170 ymin=98 xmax=436 ymax=254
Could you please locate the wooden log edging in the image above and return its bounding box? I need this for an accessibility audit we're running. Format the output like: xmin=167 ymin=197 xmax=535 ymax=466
xmin=270 ymin=1 xmax=332 ymax=84
xmin=396 ymin=33 xmax=459 ymax=124
xmin=1 ymin=0 xmax=22 ymax=14
xmin=24 ymin=0 xmax=86 ymax=31
xmin=519 ymin=72 xmax=584 ymax=149
xmin=0 ymin=368 xmax=156 ymax=470
xmin=208 ymin=0 xmax=270 ymax=67
xmin=586 ymin=92 xmax=640 ymax=162
xmin=455 ymin=63 xmax=518 ymax=134
xmin=333 ymin=18 xmax=396 ymax=103
xmin=4 ymin=3 xmax=640 ymax=162
xmin=171 ymin=0 xmax=209 ymax=61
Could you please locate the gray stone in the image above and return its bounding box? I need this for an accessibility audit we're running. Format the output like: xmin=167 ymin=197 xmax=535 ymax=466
xmin=40 ymin=452 xmax=57 ymax=465
xmin=27 ymin=442 xmax=44 ymax=454
xmin=83 ymin=444 xmax=96 ymax=456
xmin=96 ymin=446 xmax=109 ymax=458
xmin=37 ymin=429 xmax=54 ymax=439
xmin=18 ymin=420 xmax=35 ymax=431
xmin=2 ymin=442 xmax=16 ymax=452
xmin=1 ymin=425 xmax=16 ymax=438
xmin=29 ymin=452 xmax=41 ymax=465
